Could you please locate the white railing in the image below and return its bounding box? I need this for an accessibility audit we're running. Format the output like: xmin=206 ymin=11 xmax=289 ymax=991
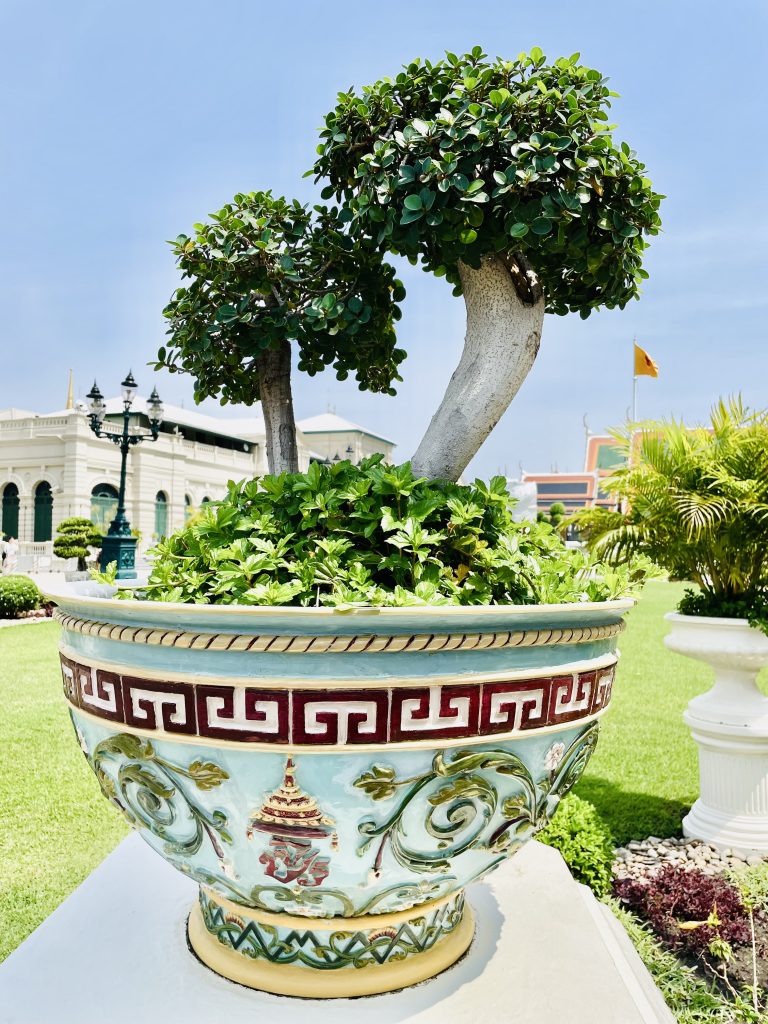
xmin=16 ymin=541 xmax=54 ymax=573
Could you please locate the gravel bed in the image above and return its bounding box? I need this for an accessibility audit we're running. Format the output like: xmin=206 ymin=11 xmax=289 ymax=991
xmin=613 ymin=836 xmax=767 ymax=880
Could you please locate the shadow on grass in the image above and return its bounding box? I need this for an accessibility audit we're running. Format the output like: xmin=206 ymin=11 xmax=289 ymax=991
xmin=575 ymin=775 xmax=692 ymax=845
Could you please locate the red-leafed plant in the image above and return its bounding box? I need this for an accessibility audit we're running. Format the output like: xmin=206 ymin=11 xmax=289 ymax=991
xmin=614 ymin=865 xmax=750 ymax=957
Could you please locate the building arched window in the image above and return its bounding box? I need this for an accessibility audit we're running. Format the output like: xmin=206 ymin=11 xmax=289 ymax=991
xmin=155 ymin=491 xmax=168 ymax=538
xmin=33 ymin=481 xmax=53 ymax=542
xmin=201 ymin=496 xmax=211 ymax=506
xmin=90 ymin=483 xmax=118 ymax=536
xmin=184 ymin=494 xmax=193 ymax=522
xmin=1 ymin=483 xmax=19 ymax=539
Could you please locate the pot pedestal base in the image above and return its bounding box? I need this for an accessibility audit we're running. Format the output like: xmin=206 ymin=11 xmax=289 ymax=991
xmin=188 ymin=886 xmax=474 ymax=999
xmin=665 ymin=614 xmax=768 ymax=855
xmin=683 ymin=798 xmax=768 ymax=852
xmin=683 ymin=707 xmax=768 ymax=854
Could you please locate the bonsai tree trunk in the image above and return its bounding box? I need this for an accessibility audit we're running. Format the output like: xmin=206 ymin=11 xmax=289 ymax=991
xmin=256 ymin=339 xmax=299 ymax=474
xmin=411 ymin=254 xmax=545 ymax=482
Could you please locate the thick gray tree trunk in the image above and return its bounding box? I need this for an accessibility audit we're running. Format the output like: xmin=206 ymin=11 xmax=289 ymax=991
xmin=410 ymin=254 xmax=545 ymax=482
xmin=256 ymin=339 xmax=299 ymax=474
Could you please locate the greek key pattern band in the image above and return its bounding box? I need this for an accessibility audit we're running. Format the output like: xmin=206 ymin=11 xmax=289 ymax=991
xmin=60 ymin=653 xmax=616 ymax=747
xmin=55 ymin=611 xmax=623 ymax=655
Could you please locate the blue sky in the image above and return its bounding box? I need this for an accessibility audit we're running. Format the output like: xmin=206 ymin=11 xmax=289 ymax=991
xmin=2 ymin=0 xmax=766 ymax=476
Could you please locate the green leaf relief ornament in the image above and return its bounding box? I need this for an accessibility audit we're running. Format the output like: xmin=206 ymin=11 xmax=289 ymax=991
xmin=354 ymin=724 xmax=599 ymax=872
xmin=88 ymin=731 xmax=232 ymax=862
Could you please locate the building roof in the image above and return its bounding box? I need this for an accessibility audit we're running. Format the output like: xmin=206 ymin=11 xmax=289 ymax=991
xmin=0 ymin=408 xmax=39 ymax=420
xmin=297 ymin=412 xmax=395 ymax=445
xmin=0 ymin=398 xmax=390 ymax=452
xmin=102 ymin=397 xmax=266 ymax=444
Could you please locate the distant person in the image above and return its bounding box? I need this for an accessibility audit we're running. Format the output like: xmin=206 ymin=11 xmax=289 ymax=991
xmin=4 ymin=537 xmax=18 ymax=574
xmin=0 ymin=536 xmax=6 ymax=572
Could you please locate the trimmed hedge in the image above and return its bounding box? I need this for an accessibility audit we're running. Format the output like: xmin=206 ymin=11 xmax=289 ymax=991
xmin=0 ymin=575 xmax=41 ymax=618
xmin=538 ymin=793 xmax=615 ymax=895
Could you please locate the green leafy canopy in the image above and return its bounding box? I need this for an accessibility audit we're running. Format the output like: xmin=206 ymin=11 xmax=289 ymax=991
xmin=140 ymin=457 xmax=654 ymax=607
xmin=313 ymin=46 xmax=662 ymax=313
xmin=158 ymin=48 xmax=661 ymax=414
xmin=156 ymin=192 xmax=406 ymax=405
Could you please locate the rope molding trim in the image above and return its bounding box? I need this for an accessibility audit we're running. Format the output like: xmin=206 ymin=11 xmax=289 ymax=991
xmin=55 ymin=610 xmax=624 ymax=655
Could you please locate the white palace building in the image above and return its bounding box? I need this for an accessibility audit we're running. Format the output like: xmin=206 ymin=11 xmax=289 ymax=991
xmin=0 ymin=392 xmax=394 ymax=570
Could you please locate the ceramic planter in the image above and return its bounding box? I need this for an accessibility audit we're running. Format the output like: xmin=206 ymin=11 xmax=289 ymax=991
xmin=665 ymin=613 xmax=768 ymax=852
xmin=49 ymin=581 xmax=630 ymax=998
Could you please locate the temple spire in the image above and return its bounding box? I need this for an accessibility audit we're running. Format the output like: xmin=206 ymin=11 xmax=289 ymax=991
xmin=66 ymin=369 xmax=74 ymax=410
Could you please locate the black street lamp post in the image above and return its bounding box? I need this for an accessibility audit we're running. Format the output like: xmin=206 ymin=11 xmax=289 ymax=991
xmin=86 ymin=372 xmax=164 ymax=579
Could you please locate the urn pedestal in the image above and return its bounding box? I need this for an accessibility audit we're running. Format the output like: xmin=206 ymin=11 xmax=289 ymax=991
xmin=48 ymin=581 xmax=630 ymax=998
xmin=664 ymin=613 xmax=768 ymax=852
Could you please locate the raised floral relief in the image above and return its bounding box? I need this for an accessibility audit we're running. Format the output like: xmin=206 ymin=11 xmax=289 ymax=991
xmin=87 ymin=730 xmax=232 ymax=865
xmin=354 ymin=724 xmax=599 ymax=869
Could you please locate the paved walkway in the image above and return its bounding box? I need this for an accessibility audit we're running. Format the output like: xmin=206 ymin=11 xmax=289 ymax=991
xmin=0 ymin=616 xmax=52 ymax=630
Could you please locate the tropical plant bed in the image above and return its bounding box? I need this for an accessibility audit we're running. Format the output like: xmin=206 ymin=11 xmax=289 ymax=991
xmin=609 ymin=898 xmax=765 ymax=1024
xmin=615 ymin=862 xmax=768 ymax=1013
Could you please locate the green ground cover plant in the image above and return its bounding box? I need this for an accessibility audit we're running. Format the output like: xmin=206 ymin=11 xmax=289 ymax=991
xmin=538 ymin=793 xmax=614 ymax=894
xmin=615 ymin=862 xmax=768 ymax=1018
xmin=140 ymin=459 xmax=653 ymax=607
xmin=607 ymin=898 xmax=767 ymax=1024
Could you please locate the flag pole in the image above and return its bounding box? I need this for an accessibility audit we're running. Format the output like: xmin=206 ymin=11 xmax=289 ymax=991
xmin=631 ymin=335 xmax=637 ymax=423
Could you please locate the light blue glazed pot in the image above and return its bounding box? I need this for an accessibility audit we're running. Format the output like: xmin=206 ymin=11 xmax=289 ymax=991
xmin=49 ymin=581 xmax=630 ymax=997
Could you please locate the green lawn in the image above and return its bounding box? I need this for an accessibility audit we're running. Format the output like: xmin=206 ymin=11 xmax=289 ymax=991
xmin=0 ymin=622 xmax=128 ymax=962
xmin=577 ymin=578 xmax=767 ymax=843
xmin=0 ymin=582 xmax=756 ymax=961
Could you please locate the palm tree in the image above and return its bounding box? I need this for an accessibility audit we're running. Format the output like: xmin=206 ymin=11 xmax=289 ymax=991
xmin=569 ymin=398 xmax=768 ymax=613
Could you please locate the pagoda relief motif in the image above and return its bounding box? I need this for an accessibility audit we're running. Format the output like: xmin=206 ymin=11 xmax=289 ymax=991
xmin=247 ymin=756 xmax=338 ymax=888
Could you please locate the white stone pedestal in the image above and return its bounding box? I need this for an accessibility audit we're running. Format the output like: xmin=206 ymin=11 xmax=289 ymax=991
xmin=665 ymin=613 xmax=768 ymax=852
xmin=0 ymin=835 xmax=674 ymax=1024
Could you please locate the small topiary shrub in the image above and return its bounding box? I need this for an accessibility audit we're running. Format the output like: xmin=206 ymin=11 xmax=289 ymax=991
xmin=0 ymin=575 xmax=41 ymax=618
xmin=53 ymin=517 xmax=102 ymax=572
xmin=538 ymin=793 xmax=615 ymax=895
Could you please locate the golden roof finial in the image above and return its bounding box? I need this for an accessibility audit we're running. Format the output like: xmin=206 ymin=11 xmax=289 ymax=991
xmin=66 ymin=369 xmax=74 ymax=410
xmin=247 ymin=755 xmax=335 ymax=841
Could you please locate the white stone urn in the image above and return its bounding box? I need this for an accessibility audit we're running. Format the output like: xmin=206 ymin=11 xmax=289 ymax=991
xmin=664 ymin=613 xmax=768 ymax=852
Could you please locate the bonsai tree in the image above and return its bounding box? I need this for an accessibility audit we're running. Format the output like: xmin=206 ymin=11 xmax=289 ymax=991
xmin=159 ymin=48 xmax=661 ymax=481
xmin=568 ymin=399 xmax=768 ymax=631
xmin=314 ymin=47 xmax=662 ymax=480
xmin=53 ymin=517 xmax=102 ymax=572
xmin=159 ymin=193 xmax=405 ymax=473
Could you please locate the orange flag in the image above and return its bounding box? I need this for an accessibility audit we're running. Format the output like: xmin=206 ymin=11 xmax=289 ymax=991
xmin=634 ymin=342 xmax=659 ymax=378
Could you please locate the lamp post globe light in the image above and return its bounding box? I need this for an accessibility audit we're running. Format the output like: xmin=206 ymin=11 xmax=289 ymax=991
xmin=86 ymin=373 xmax=164 ymax=579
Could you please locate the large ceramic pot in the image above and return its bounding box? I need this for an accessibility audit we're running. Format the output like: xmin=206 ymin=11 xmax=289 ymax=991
xmin=49 ymin=581 xmax=630 ymax=998
xmin=665 ymin=613 xmax=768 ymax=852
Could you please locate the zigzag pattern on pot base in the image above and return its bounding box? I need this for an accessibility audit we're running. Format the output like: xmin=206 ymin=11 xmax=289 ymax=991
xmin=189 ymin=887 xmax=474 ymax=998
